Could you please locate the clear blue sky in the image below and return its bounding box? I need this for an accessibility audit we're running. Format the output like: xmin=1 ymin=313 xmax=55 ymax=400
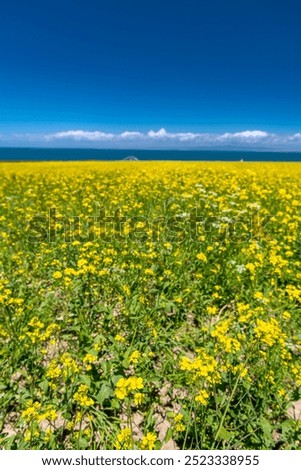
xmin=1 ymin=0 xmax=301 ymax=149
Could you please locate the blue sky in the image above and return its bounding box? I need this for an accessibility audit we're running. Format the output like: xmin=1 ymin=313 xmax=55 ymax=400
xmin=1 ymin=0 xmax=301 ymax=149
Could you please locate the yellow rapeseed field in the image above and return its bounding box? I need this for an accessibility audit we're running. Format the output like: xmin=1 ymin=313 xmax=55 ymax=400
xmin=0 ymin=161 xmax=300 ymax=449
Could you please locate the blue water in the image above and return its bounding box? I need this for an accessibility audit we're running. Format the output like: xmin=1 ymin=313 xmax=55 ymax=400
xmin=1 ymin=148 xmax=301 ymax=161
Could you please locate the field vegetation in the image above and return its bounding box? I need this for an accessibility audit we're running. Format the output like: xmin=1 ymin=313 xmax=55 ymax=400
xmin=0 ymin=161 xmax=300 ymax=449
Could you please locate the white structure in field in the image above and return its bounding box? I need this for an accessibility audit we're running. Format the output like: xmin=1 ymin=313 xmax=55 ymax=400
xmin=123 ymin=155 xmax=139 ymax=161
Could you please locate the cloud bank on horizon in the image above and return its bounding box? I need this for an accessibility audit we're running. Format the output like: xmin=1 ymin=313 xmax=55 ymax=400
xmin=2 ymin=128 xmax=301 ymax=150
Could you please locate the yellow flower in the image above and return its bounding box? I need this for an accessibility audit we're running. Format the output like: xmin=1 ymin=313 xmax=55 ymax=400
xmin=223 ymin=337 xmax=241 ymax=353
xmin=129 ymin=350 xmax=141 ymax=364
xmin=115 ymin=428 xmax=133 ymax=450
xmin=152 ymin=328 xmax=158 ymax=338
xmin=115 ymin=377 xmax=128 ymax=400
xmin=196 ymin=252 xmax=207 ymax=262
xmin=43 ymin=428 xmax=53 ymax=442
xmin=144 ymin=268 xmax=155 ymax=276
xmin=206 ymin=305 xmax=218 ymax=315
xmin=73 ymin=384 xmax=94 ymax=407
xmin=134 ymin=393 xmax=144 ymax=405
xmin=140 ymin=432 xmax=157 ymax=450
xmin=282 ymin=311 xmax=291 ymax=320
xmin=127 ymin=376 xmax=144 ymax=391
xmin=115 ymin=386 xmax=127 ymax=400
xmin=254 ymin=318 xmax=283 ymax=347
xmin=175 ymin=423 xmax=186 ymax=432
xmin=37 ymin=406 xmax=58 ymax=423
xmin=114 ymin=376 xmax=144 ymax=400
xmin=21 ymin=401 xmax=41 ymax=422
xmin=179 ymin=350 xmax=220 ymax=383
xmin=52 ymin=271 xmax=63 ymax=279
xmin=46 ymin=362 xmax=61 ymax=379
xmin=195 ymin=390 xmax=209 ymax=405
xmin=174 ymin=413 xmax=186 ymax=432
xmin=174 ymin=413 xmax=183 ymax=422
xmin=254 ymin=291 xmax=264 ymax=300
xmin=24 ymin=429 xmax=39 ymax=442
xmin=83 ymin=353 xmax=98 ymax=365
xmin=115 ymin=334 xmax=125 ymax=342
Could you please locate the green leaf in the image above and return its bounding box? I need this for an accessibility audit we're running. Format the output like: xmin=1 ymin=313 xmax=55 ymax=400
xmin=39 ymin=379 xmax=49 ymax=393
xmin=80 ymin=375 xmax=91 ymax=387
xmin=205 ymin=414 xmax=214 ymax=426
xmin=95 ymin=384 xmax=113 ymax=405
xmin=281 ymin=419 xmax=294 ymax=439
xmin=216 ymin=425 xmax=231 ymax=441
xmin=164 ymin=427 xmax=173 ymax=442
xmin=259 ymin=418 xmax=274 ymax=447
xmin=0 ymin=382 xmax=7 ymax=391
xmin=111 ymin=398 xmax=120 ymax=410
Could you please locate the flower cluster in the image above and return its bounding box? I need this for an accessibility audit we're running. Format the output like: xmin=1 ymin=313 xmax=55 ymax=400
xmin=114 ymin=376 xmax=144 ymax=403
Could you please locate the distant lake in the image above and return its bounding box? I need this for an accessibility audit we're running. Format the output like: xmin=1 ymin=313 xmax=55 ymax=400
xmin=1 ymin=148 xmax=301 ymax=161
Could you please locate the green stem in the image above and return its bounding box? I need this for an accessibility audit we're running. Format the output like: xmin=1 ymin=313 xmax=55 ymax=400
xmin=212 ymin=373 xmax=241 ymax=450
xmin=182 ymin=396 xmax=195 ymax=449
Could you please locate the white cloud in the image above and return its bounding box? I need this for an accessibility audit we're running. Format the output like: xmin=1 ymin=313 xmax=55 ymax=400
xmin=46 ymin=130 xmax=114 ymax=141
xmin=143 ymin=128 xmax=274 ymax=144
xmin=288 ymin=133 xmax=301 ymax=141
xmin=45 ymin=127 xmax=273 ymax=144
xmin=147 ymin=128 xmax=170 ymax=138
xmin=147 ymin=128 xmax=205 ymax=141
xmin=120 ymin=131 xmax=143 ymax=139
xmin=46 ymin=127 xmax=207 ymax=143
xmin=4 ymin=128 xmax=301 ymax=150
xmin=238 ymin=130 xmax=269 ymax=138
xmin=217 ymin=130 xmax=271 ymax=141
xmin=177 ymin=132 xmax=203 ymax=142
